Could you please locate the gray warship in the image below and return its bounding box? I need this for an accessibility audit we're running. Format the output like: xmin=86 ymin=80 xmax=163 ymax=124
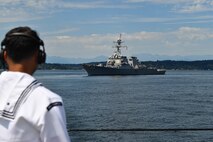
xmin=83 ymin=34 xmax=166 ymax=76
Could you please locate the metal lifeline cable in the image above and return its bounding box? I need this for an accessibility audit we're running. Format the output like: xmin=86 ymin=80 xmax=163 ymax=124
xmin=68 ymin=128 xmax=213 ymax=132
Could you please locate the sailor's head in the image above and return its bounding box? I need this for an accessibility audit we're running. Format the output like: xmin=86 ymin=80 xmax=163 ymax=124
xmin=0 ymin=26 xmax=46 ymax=74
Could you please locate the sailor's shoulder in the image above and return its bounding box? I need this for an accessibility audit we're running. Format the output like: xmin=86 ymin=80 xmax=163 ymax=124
xmin=28 ymin=86 xmax=63 ymax=109
xmin=34 ymin=86 xmax=61 ymax=99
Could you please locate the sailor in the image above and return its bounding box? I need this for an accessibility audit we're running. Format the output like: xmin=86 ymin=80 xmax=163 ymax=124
xmin=0 ymin=27 xmax=71 ymax=142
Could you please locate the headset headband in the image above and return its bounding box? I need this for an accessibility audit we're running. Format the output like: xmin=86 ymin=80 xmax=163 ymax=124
xmin=1 ymin=32 xmax=44 ymax=47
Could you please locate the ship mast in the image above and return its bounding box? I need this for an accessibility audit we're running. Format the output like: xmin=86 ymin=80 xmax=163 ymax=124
xmin=113 ymin=34 xmax=127 ymax=56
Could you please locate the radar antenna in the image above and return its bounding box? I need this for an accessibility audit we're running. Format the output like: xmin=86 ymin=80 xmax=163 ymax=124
xmin=113 ymin=34 xmax=127 ymax=55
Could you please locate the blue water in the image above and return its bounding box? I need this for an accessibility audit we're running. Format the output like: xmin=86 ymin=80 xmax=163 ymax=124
xmin=35 ymin=70 xmax=213 ymax=142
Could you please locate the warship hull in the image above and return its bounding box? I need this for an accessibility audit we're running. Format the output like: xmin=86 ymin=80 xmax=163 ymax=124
xmin=83 ymin=64 xmax=166 ymax=76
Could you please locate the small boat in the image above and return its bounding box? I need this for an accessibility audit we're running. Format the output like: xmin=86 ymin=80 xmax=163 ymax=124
xmin=83 ymin=34 xmax=166 ymax=76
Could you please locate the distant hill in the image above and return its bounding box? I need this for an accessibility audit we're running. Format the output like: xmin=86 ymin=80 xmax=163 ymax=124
xmin=134 ymin=53 xmax=213 ymax=61
xmin=46 ymin=56 xmax=107 ymax=64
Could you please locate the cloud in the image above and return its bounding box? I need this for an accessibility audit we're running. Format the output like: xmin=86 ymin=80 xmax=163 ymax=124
xmin=126 ymin=0 xmax=189 ymax=4
xmin=0 ymin=1 xmax=58 ymax=23
xmin=0 ymin=0 xmax=212 ymax=24
xmin=174 ymin=27 xmax=213 ymax=40
xmin=127 ymin=0 xmax=213 ymax=13
xmin=81 ymin=14 xmax=213 ymax=27
xmin=52 ymin=0 xmax=141 ymax=9
xmin=177 ymin=0 xmax=213 ymax=13
xmin=42 ymin=28 xmax=79 ymax=36
xmin=58 ymin=1 xmax=126 ymax=9
xmin=0 ymin=0 xmax=21 ymax=5
xmin=0 ymin=0 xmax=135 ymax=12
xmin=0 ymin=0 xmax=52 ymax=23
xmin=45 ymin=34 xmax=118 ymax=58
xmin=0 ymin=8 xmax=44 ymax=23
xmin=43 ymin=27 xmax=213 ymax=58
xmin=0 ymin=0 xmax=138 ymax=23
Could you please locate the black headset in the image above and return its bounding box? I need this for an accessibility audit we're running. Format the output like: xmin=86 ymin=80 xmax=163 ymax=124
xmin=0 ymin=32 xmax=46 ymax=66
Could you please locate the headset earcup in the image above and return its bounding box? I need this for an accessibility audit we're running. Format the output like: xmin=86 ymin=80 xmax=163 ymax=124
xmin=1 ymin=38 xmax=6 ymax=66
xmin=38 ymin=49 xmax=46 ymax=64
xmin=0 ymin=49 xmax=5 ymax=65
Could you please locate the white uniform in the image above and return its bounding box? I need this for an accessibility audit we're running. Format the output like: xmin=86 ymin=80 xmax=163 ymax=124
xmin=0 ymin=71 xmax=71 ymax=142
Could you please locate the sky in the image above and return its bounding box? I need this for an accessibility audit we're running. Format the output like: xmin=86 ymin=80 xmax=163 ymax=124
xmin=0 ymin=0 xmax=213 ymax=61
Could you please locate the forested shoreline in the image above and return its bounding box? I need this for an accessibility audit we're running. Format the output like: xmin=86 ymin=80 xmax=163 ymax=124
xmin=1 ymin=60 xmax=213 ymax=70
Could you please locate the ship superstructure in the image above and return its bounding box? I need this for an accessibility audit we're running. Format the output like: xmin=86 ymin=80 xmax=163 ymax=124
xmin=83 ymin=34 xmax=166 ymax=76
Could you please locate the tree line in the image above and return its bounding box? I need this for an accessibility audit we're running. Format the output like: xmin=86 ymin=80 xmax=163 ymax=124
xmin=1 ymin=60 xmax=213 ymax=70
xmin=143 ymin=60 xmax=213 ymax=70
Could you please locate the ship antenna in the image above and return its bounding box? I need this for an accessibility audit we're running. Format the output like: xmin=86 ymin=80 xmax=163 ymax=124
xmin=113 ymin=34 xmax=127 ymax=55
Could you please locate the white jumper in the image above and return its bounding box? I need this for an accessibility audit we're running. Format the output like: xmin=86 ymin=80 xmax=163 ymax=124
xmin=0 ymin=71 xmax=71 ymax=142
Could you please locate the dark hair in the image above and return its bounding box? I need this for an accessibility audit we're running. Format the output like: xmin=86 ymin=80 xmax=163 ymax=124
xmin=3 ymin=26 xmax=41 ymax=63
